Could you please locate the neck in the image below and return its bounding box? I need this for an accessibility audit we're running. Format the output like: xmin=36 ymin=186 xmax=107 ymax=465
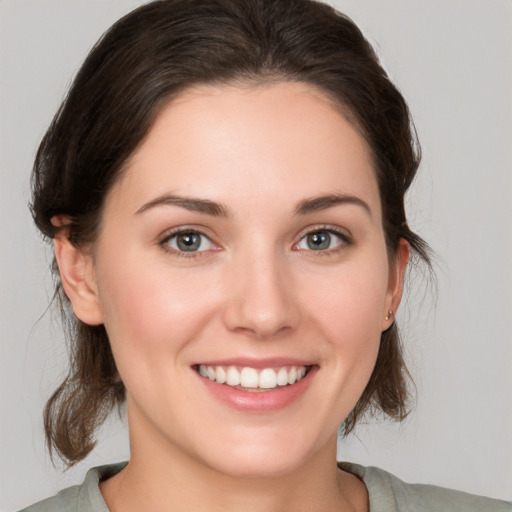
xmin=100 ymin=406 xmax=367 ymax=512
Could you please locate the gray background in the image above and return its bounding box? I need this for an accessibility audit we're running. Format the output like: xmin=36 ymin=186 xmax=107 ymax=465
xmin=1 ymin=0 xmax=511 ymax=510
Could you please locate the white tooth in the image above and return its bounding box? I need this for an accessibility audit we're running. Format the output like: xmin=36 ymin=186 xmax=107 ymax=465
xmin=215 ymin=366 xmax=226 ymax=384
xmin=299 ymin=367 xmax=307 ymax=379
xmin=207 ymin=366 xmax=216 ymax=380
xmin=288 ymin=366 xmax=297 ymax=385
xmin=259 ymin=368 xmax=277 ymax=389
xmin=199 ymin=365 xmax=208 ymax=377
xmin=240 ymin=367 xmax=259 ymax=388
xmin=277 ymin=367 xmax=289 ymax=386
xmin=226 ymin=366 xmax=241 ymax=386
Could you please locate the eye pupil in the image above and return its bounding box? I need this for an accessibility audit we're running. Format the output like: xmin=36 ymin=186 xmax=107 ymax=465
xmin=307 ymin=231 xmax=330 ymax=250
xmin=177 ymin=232 xmax=201 ymax=251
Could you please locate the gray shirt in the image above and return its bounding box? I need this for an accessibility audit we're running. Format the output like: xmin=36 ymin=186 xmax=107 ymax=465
xmin=19 ymin=461 xmax=511 ymax=511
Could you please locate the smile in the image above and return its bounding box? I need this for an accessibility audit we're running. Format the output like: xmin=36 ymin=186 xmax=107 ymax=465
xmin=197 ymin=364 xmax=308 ymax=390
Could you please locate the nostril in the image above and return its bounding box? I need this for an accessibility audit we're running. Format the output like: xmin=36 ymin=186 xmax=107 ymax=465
xmin=223 ymin=305 xmax=299 ymax=339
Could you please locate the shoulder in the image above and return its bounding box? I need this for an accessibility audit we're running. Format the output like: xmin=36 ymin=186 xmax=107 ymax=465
xmin=17 ymin=463 xmax=127 ymax=512
xmin=339 ymin=462 xmax=511 ymax=512
xmin=18 ymin=485 xmax=80 ymax=512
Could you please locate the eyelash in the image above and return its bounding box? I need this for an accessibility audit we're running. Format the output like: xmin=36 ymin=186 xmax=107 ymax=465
xmin=159 ymin=227 xmax=218 ymax=259
xmin=294 ymin=226 xmax=352 ymax=257
xmin=159 ymin=225 xmax=352 ymax=259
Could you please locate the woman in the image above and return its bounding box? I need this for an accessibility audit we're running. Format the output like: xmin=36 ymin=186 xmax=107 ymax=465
xmin=17 ymin=0 xmax=510 ymax=511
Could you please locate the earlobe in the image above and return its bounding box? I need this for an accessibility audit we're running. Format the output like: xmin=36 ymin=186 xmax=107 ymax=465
xmin=382 ymin=238 xmax=410 ymax=330
xmin=54 ymin=232 xmax=104 ymax=326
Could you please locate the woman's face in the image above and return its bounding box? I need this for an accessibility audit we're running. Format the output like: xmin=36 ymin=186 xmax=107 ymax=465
xmin=70 ymin=82 xmax=407 ymax=477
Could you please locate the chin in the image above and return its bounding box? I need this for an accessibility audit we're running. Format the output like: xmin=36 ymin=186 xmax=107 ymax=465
xmin=206 ymin=450 xmax=305 ymax=479
xmin=194 ymin=427 xmax=326 ymax=480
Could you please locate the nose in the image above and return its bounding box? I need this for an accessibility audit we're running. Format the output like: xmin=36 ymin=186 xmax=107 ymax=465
xmin=222 ymin=249 xmax=300 ymax=339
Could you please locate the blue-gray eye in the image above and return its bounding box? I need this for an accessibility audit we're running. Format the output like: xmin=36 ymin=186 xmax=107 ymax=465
xmin=165 ymin=231 xmax=213 ymax=252
xmin=297 ymin=230 xmax=344 ymax=251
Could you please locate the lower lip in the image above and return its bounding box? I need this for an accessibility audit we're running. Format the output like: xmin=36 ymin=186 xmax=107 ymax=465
xmin=196 ymin=367 xmax=317 ymax=412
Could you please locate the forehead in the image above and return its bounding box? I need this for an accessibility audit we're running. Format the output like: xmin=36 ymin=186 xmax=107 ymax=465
xmin=108 ymin=82 xmax=381 ymax=220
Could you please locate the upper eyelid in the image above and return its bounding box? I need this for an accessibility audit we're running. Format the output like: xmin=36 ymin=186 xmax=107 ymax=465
xmin=159 ymin=225 xmax=215 ymax=242
xmin=296 ymin=224 xmax=352 ymax=241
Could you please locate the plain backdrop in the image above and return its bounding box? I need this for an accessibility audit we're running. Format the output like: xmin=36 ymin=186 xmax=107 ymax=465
xmin=1 ymin=0 xmax=511 ymax=510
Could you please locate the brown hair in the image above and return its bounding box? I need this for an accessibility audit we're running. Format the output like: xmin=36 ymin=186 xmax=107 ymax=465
xmin=32 ymin=0 xmax=431 ymax=466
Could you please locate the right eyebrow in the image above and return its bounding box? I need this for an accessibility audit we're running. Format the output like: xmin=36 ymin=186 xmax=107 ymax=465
xmin=134 ymin=193 xmax=230 ymax=217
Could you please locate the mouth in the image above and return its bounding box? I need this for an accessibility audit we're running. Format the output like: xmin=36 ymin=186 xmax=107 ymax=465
xmin=192 ymin=358 xmax=317 ymax=411
xmin=194 ymin=364 xmax=310 ymax=392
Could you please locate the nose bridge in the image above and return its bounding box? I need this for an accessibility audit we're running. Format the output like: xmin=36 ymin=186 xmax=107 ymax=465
xmin=222 ymin=241 xmax=299 ymax=338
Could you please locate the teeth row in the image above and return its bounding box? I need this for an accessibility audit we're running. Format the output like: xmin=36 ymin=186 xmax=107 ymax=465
xmin=198 ymin=365 xmax=307 ymax=389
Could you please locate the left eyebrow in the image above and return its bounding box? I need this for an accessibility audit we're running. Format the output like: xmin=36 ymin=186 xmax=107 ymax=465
xmin=293 ymin=193 xmax=372 ymax=217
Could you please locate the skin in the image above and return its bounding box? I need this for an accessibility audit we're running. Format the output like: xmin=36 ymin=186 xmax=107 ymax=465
xmin=54 ymin=82 xmax=408 ymax=512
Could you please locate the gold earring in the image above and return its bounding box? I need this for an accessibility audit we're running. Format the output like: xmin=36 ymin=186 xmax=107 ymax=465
xmin=385 ymin=310 xmax=393 ymax=321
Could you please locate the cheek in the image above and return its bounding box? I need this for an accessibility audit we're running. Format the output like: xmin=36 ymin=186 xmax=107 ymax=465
xmin=306 ymin=257 xmax=389 ymax=335
xmin=300 ymin=254 xmax=389 ymax=378
xmin=94 ymin=258 xmax=218 ymax=375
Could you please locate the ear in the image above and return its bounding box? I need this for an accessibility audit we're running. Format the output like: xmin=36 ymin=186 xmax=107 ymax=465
xmin=382 ymin=238 xmax=410 ymax=331
xmin=54 ymin=230 xmax=104 ymax=326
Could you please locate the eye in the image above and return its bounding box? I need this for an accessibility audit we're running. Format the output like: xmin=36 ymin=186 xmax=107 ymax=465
xmin=296 ymin=229 xmax=347 ymax=252
xmin=163 ymin=230 xmax=214 ymax=253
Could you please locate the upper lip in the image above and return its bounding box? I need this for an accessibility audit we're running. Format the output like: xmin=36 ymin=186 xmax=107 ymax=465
xmin=192 ymin=357 xmax=315 ymax=369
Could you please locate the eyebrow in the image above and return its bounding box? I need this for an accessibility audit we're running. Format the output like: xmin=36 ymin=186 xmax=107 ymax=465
xmin=294 ymin=193 xmax=372 ymax=217
xmin=135 ymin=192 xmax=371 ymax=218
xmin=135 ymin=194 xmax=230 ymax=217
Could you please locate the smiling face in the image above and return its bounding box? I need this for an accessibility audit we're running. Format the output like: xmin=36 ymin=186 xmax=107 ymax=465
xmin=58 ymin=82 xmax=407 ymax=478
